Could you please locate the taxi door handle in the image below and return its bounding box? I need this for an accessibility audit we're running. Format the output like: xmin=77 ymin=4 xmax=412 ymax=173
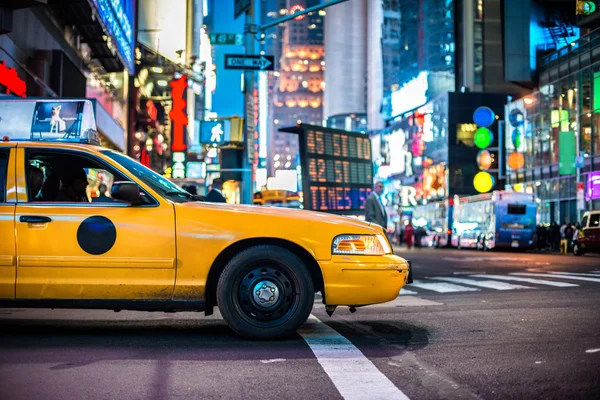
xmin=20 ymin=216 xmax=52 ymax=223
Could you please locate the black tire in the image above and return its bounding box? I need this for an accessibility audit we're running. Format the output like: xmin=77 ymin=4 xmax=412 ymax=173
xmin=217 ymin=245 xmax=314 ymax=340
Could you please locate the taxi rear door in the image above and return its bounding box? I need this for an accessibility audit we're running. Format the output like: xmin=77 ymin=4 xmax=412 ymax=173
xmin=14 ymin=146 xmax=177 ymax=301
xmin=0 ymin=145 xmax=16 ymax=299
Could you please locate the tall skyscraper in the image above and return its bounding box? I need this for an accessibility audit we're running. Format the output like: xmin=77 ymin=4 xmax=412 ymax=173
xmin=323 ymin=0 xmax=367 ymax=122
xmin=267 ymin=0 xmax=325 ymax=176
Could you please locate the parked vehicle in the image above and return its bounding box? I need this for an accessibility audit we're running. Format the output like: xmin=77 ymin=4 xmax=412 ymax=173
xmin=454 ymin=191 xmax=537 ymax=250
xmin=573 ymin=210 xmax=600 ymax=256
xmin=457 ymin=230 xmax=480 ymax=249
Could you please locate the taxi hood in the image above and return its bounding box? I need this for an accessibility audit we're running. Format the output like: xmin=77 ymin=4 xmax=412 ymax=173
xmin=177 ymin=201 xmax=380 ymax=233
xmin=173 ymin=202 xmax=387 ymax=261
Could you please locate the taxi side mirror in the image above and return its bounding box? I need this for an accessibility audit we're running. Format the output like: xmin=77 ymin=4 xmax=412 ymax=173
xmin=111 ymin=182 xmax=144 ymax=205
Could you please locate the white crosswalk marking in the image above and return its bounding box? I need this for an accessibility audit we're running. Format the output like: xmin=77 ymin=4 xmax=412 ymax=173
xmin=548 ymin=271 xmax=600 ymax=277
xmin=512 ymin=273 xmax=600 ymax=283
xmin=299 ymin=315 xmax=410 ymax=400
xmin=399 ymin=289 xmax=419 ymax=296
xmin=431 ymin=277 xmax=533 ymax=290
xmin=469 ymin=274 xmax=579 ymax=287
xmin=409 ymin=280 xmax=480 ymax=293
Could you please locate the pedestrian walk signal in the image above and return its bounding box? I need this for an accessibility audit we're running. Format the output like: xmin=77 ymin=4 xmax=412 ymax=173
xmin=576 ymin=1 xmax=596 ymax=15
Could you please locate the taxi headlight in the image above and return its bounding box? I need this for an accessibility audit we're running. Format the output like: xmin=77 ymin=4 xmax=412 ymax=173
xmin=332 ymin=234 xmax=392 ymax=255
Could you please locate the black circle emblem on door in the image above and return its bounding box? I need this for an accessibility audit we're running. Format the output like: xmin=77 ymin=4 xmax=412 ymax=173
xmin=77 ymin=216 xmax=117 ymax=255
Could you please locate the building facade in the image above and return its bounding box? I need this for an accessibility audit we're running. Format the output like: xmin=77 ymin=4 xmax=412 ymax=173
xmin=323 ymin=0 xmax=367 ymax=123
xmin=504 ymin=27 xmax=600 ymax=224
xmin=0 ymin=0 xmax=134 ymax=152
xmin=268 ymin=0 xmax=325 ymax=178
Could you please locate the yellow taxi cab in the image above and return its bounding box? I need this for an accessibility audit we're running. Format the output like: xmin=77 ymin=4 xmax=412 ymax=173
xmin=0 ymin=99 xmax=411 ymax=339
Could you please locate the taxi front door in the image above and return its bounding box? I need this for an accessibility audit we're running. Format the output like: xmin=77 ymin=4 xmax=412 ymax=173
xmin=13 ymin=148 xmax=176 ymax=301
xmin=0 ymin=146 xmax=16 ymax=299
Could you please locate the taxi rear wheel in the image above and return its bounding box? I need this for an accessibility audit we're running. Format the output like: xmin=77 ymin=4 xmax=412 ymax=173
xmin=216 ymin=245 xmax=314 ymax=340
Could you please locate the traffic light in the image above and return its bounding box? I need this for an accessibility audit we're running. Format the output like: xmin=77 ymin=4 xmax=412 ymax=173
xmin=473 ymin=106 xmax=496 ymax=193
xmin=577 ymin=1 xmax=597 ymax=15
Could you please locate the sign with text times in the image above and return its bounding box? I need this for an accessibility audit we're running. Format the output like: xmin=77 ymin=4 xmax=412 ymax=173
xmin=284 ymin=125 xmax=373 ymax=214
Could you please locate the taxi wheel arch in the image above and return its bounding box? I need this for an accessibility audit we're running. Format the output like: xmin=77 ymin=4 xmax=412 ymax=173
xmin=216 ymin=244 xmax=315 ymax=339
xmin=205 ymin=239 xmax=324 ymax=314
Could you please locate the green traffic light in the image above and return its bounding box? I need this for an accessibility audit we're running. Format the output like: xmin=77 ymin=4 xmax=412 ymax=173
xmin=474 ymin=127 xmax=493 ymax=149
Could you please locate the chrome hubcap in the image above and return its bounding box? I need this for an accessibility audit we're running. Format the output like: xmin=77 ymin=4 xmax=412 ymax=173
xmin=252 ymin=281 xmax=280 ymax=307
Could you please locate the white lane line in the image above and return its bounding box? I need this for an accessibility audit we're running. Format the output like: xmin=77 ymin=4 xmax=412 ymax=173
xmin=260 ymin=358 xmax=286 ymax=363
xmin=399 ymin=289 xmax=419 ymax=295
xmin=548 ymin=271 xmax=600 ymax=277
xmin=469 ymin=274 xmax=579 ymax=288
xmin=512 ymin=273 xmax=600 ymax=283
xmin=299 ymin=315 xmax=410 ymax=400
xmin=431 ymin=277 xmax=533 ymax=290
xmin=585 ymin=349 xmax=600 ymax=353
xmin=409 ymin=280 xmax=480 ymax=293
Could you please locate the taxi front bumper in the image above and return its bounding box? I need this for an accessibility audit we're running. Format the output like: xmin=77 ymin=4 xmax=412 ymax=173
xmin=319 ymin=254 xmax=410 ymax=306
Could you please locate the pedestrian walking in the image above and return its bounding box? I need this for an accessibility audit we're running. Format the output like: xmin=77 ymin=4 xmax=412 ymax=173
xmin=551 ymin=222 xmax=560 ymax=251
xmin=365 ymin=181 xmax=388 ymax=229
xmin=405 ymin=222 xmax=415 ymax=249
xmin=206 ymin=178 xmax=227 ymax=203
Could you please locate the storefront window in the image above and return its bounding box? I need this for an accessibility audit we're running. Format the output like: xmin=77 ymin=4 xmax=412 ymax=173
xmin=581 ymin=67 xmax=592 ymax=115
xmin=559 ymin=177 xmax=569 ymax=198
xmin=593 ymin=65 xmax=600 ymax=155
xmin=568 ymin=176 xmax=577 ymax=198
xmin=581 ymin=113 xmax=592 ymax=155
xmin=594 ymin=114 xmax=600 ymax=155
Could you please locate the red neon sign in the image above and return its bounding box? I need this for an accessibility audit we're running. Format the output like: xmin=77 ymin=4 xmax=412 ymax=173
xmin=141 ymin=148 xmax=151 ymax=167
xmin=146 ymin=99 xmax=158 ymax=121
xmin=169 ymin=76 xmax=188 ymax=152
xmin=290 ymin=4 xmax=306 ymax=20
xmin=0 ymin=61 xmax=26 ymax=97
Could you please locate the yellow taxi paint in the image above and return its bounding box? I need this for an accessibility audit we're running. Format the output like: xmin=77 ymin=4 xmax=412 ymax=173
xmin=172 ymin=202 xmax=393 ymax=301
xmin=318 ymin=255 xmax=409 ymax=305
xmin=6 ymin=141 xmax=409 ymax=307
xmin=0 ymin=145 xmax=16 ymax=298
xmin=14 ymin=203 xmax=177 ymax=299
xmin=13 ymin=144 xmax=177 ymax=299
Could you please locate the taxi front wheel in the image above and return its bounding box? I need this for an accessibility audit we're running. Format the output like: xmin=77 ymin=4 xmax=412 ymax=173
xmin=216 ymin=245 xmax=314 ymax=340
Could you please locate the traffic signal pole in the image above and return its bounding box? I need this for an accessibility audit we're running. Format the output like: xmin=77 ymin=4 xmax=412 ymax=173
xmin=240 ymin=0 xmax=350 ymax=204
xmin=241 ymin=2 xmax=257 ymax=205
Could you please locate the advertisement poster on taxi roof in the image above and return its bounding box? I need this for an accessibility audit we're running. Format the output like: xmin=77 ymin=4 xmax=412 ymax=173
xmin=0 ymin=100 xmax=97 ymax=142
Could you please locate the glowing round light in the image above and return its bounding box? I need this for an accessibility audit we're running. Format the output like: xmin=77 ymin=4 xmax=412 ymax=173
xmin=477 ymin=150 xmax=493 ymax=170
xmin=474 ymin=172 xmax=495 ymax=193
xmin=473 ymin=106 xmax=495 ymax=127
xmin=507 ymin=151 xmax=525 ymax=170
xmin=511 ymin=129 xmax=522 ymax=148
xmin=509 ymin=109 xmax=524 ymax=127
xmin=474 ymin=127 xmax=493 ymax=149
xmin=290 ymin=4 xmax=306 ymax=20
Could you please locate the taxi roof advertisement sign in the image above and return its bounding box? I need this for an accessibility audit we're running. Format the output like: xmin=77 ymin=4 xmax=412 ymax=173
xmin=0 ymin=100 xmax=99 ymax=144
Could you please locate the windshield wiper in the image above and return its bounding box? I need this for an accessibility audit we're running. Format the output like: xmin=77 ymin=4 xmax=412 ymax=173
xmin=164 ymin=191 xmax=204 ymax=201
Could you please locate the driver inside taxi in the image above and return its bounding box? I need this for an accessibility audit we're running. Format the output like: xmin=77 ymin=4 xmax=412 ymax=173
xmin=56 ymin=168 xmax=89 ymax=202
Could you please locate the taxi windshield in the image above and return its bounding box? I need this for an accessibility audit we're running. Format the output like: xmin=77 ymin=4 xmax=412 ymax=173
xmin=100 ymin=150 xmax=196 ymax=203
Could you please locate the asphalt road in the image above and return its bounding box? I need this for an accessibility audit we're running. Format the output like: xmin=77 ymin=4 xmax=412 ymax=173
xmin=1 ymin=248 xmax=599 ymax=400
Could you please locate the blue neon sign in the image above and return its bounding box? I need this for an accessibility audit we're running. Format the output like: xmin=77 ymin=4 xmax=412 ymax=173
xmin=92 ymin=0 xmax=135 ymax=74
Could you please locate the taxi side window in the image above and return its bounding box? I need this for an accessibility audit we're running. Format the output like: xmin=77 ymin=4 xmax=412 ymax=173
xmin=590 ymin=214 xmax=600 ymax=228
xmin=581 ymin=216 xmax=588 ymax=229
xmin=25 ymin=150 xmax=153 ymax=205
xmin=0 ymin=150 xmax=8 ymax=203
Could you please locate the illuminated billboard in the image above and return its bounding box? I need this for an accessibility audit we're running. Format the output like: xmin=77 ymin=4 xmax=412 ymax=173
xmin=281 ymin=124 xmax=373 ymax=214
xmin=92 ymin=0 xmax=135 ymax=74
